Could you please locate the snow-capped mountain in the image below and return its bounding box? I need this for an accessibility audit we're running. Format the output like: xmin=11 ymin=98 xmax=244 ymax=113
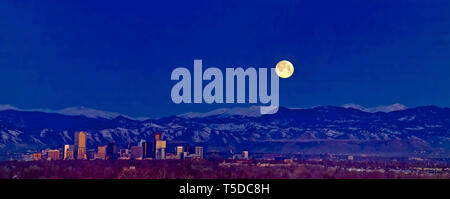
xmin=179 ymin=106 xmax=263 ymax=118
xmin=342 ymin=103 xmax=408 ymax=113
xmin=0 ymin=105 xmax=138 ymax=120
xmin=56 ymin=106 xmax=123 ymax=119
xmin=0 ymin=104 xmax=18 ymax=111
xmin=0 ymin=105 xmax=449 ymax=160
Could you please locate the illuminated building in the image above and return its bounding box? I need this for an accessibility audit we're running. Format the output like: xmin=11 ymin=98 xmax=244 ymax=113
xmin=182 ymin=151 xmax=188 ymax=159
xmin=176 ymin=146 xmax=184 ymax=159
xmin=64 ymin=145 xmax=74 ymax=160
xmin=156 ymin=148 xmax=164 ymax=159
xmin=32 ymin=153 xmax=42 ymax=161
xmin=154 ymin=132 xmax=162 ymax=141
xmin=243 ymin=151 xmax=249 ymax=160
xmin=155 ymin=140 xmax=166 ymax=159
xmin=153 ymin=132 xmax=166 ymax=159
xmin=348 ymin=155 xmax=354 ymax=161
xmin=142 ymin=141 xmax=153 ymax=159
xmin=74 ymin=131 xmax=87 ymax=160
xmin=155 ymin=140 xmax=166 ymax=150
xmin=97 ymin=146 xmax=106 ymax=160
xmin=77 ymin=147 xmax=86 ymax=160
xmin=195 ymin=146 xmax=204 ymax=159
xmin=107 ymin=142 xmax=119 ymax=160
xmin=48 ymin=150 xmax=60 ymax=160
xmin=65 ymin=149 xmax=74 ymax=160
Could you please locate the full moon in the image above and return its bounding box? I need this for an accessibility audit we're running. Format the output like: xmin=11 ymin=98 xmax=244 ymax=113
xmin=275 ymin=60 xmax=294 ymax=78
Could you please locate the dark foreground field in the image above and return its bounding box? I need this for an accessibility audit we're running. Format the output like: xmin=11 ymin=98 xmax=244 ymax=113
xmin=1 ymin=159 xmax=449 ymax=179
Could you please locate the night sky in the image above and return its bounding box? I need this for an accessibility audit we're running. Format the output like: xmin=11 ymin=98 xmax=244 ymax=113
xmin=1 ymin=0 xmax=450 ymax=118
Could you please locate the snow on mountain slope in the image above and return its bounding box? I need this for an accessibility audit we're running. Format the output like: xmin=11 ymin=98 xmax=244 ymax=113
xmin=0 ymin=105 xmax=142 ymax=120
xmin=1 ymin=104 xmax=449 ymax=160
xmin=343 ymin=103 xmax=408 ymax=113
xmin=179 ymin=106 xmax=263 ymax=118
xmin=56 ymin=107 xmax=122 ymax=119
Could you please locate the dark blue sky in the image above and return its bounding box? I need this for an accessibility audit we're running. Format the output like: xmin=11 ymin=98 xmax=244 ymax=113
xmin=1 ymin=0 xmax=450 ymax=117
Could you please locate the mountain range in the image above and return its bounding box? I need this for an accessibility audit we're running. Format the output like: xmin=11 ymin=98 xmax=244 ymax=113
xmin=0 ymin=104 xmax=449 ymax=160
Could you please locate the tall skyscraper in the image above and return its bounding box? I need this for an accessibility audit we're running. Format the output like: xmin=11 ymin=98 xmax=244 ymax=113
xmin=64 ymin=145 xmax=74 ymax=160
xmin=195 ymin=146 xmax=204 ymax=159
xmin=176 ymin=146 xmax=184 ymax=159
xmin=74 ymin=131 xmax=87 ymax=160
xmin=154 ymin=132 xmax=162 ymax=141
xmin=106 ymin=142 xmax=118 ymax=160
xmin=142 ymin=141 xmax=153 ymax=159
xmin=97 ymin=146 xmax=106 ymax=160
xmin=153 ymin=132 xmax=165 ymax=159
xmin=155 ymin=140 xmax=166 ymax=159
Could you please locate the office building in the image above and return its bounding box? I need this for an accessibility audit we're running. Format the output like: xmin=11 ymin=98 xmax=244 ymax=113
xmin=243 ymin=151 xmax=249 ymax=160
xmin=32 ymin=153 xmax=42 ymax=161
xmin=41 ymin=149 xmax=49 ymax=160
xmin=130 ymin=146 xmax=143 ymax=160
xmin=154 ymin=132 xmax=162 ymax=141
xmin=107 ymin=142 xmax=119 ymax=160
xmin=195 ymin=146 xmax=204 ymax=159
xmin=74 ymin=131 xmax=87 ymax=160
xmin=65 ymin=149 xmax=74 ymax=160
xmin=153 ymin=132 xmax=165 ymax=159
xmin=64 ymin=145 xmax=74 ymax=160
xmin=155 ymin=140 xmax=166 ymax=159
xmin=185 ymin=146 xmax=195 ymax=154
xmin=120 ymin=149 xmax=130 ymax=159
xmin=176 ymin=146 xmax=184 ymax=159
xmin=182 ymin=151 xmax=188 ymax=159
xmin=87 ymin=149 xmax=96 ymax=160
xmin=48 ymin=150 xmax=60 ymax=160
xmin=156 ymin=148 xmax=165 ymax=159
xmin=142 ymin=141 xmax=153 ymax=159
xmin=97 ymin=146 xmax=106 ymax=160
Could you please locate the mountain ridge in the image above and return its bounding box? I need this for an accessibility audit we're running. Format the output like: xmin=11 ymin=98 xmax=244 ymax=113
xmin=0 ymin=105 xmax=449 ymax=160
xmin=0 ymin=103 xmax=409 ymax=120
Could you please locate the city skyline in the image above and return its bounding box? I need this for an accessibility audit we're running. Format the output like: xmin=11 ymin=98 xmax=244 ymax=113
xmin=2 ymin=104 xmax=449 ymax=160
xmin=28 ymin=131 xmax=206 ymax=161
